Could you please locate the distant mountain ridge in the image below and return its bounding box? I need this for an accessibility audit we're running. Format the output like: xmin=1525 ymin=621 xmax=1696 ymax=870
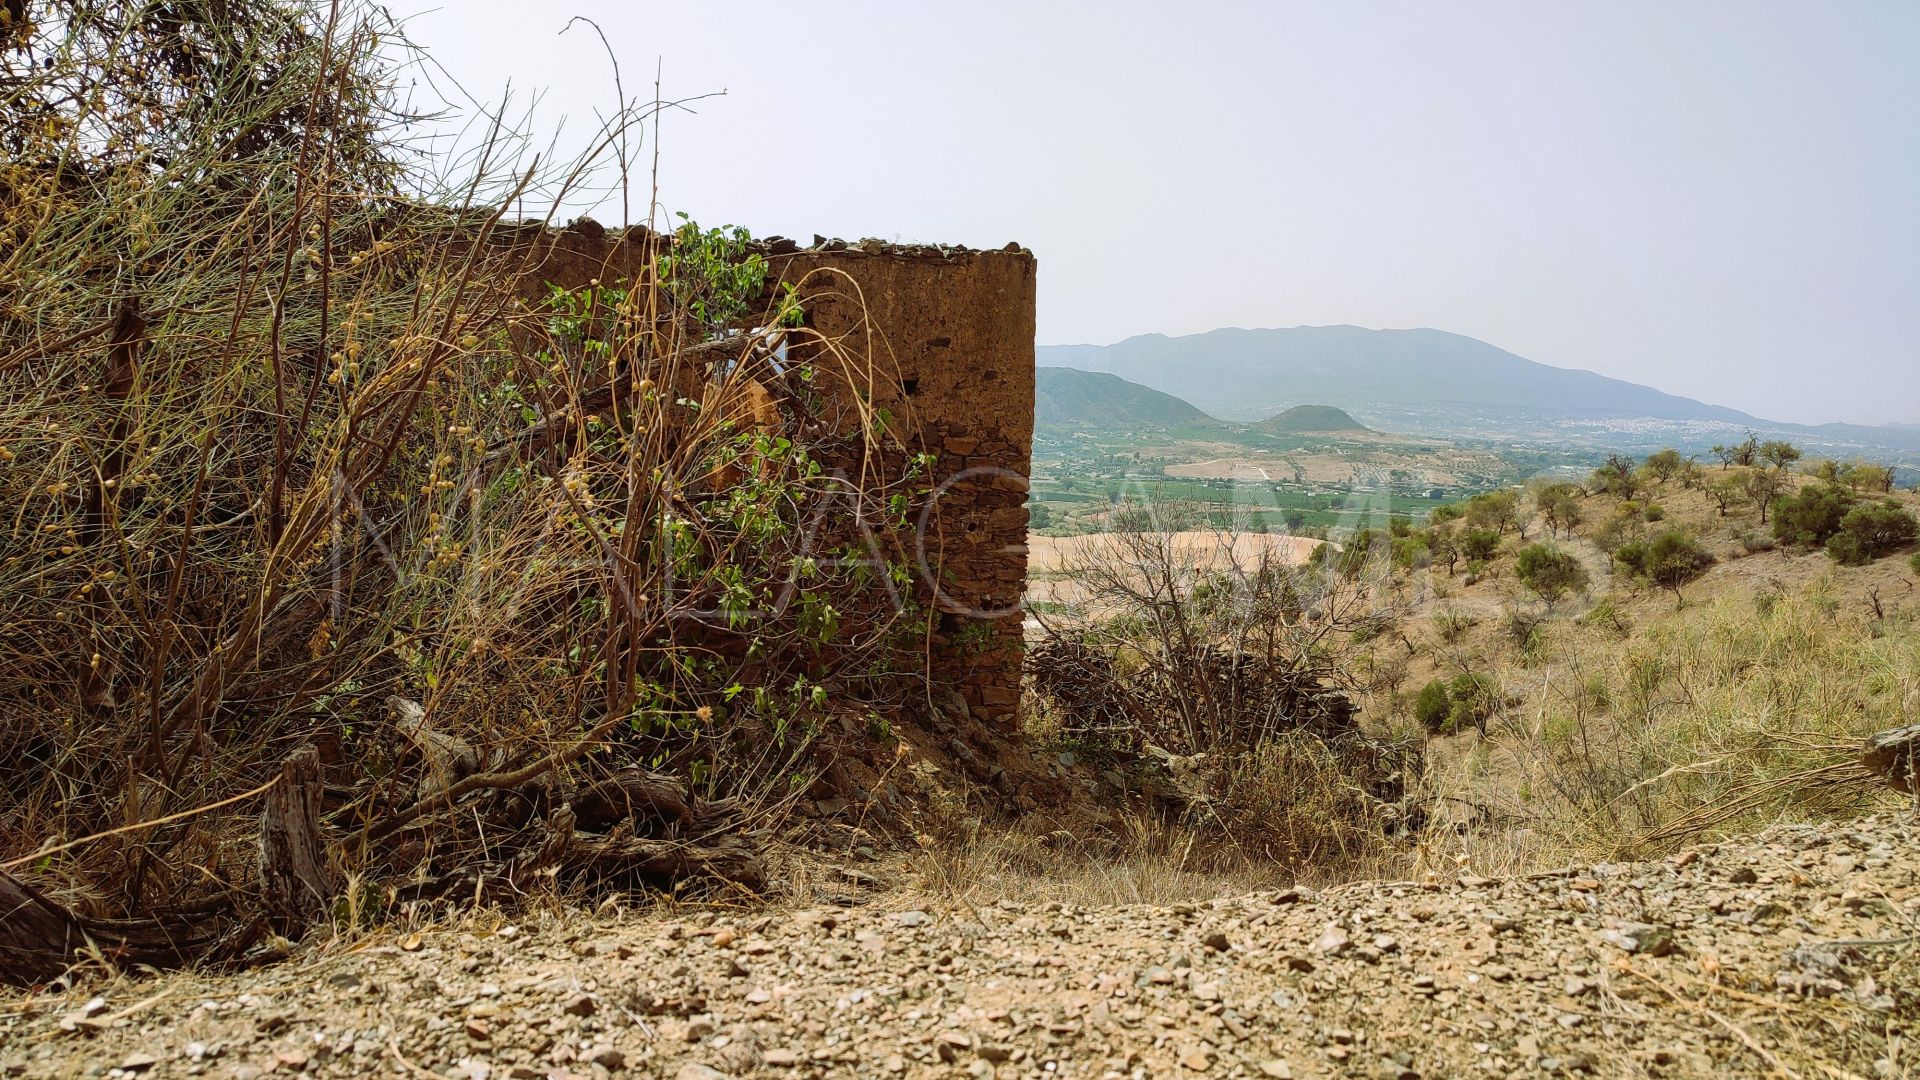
xmin=1037 ymin=326 xmax=1920 ymax=455
xmin=1039 ymin=326 xmax=1752 ymax=424
xmin=1035 ymin=366 xmax=1217 ymax=431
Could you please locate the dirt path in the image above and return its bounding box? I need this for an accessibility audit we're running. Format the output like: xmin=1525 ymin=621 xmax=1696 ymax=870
xmin=4 ymin=815 xmax=1914 ymax=1079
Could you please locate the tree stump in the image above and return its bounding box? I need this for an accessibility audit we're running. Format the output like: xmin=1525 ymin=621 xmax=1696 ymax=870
xmin=1862 ymin=724 xmax=1920 ymax=794
xmin=257 ymin=745 xmax=332 ymax=932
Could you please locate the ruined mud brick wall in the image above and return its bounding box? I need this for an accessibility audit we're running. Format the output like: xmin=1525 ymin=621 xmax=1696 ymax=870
xmin=773 ymin=242 xmax=1036 ymax=729
xmin=505 ymin=223 xmax=1036 ymax=729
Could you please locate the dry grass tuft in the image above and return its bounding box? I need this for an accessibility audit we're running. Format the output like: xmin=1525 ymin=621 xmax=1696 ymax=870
xmin=904 ymin=814 xmax=1287 ymax=911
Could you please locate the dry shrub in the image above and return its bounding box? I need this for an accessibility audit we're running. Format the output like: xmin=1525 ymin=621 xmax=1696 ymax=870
xmin=0 ymin=0 xmax=938 ymax=943
xmin=1026 ymin=516 xmax=1418 ymax=878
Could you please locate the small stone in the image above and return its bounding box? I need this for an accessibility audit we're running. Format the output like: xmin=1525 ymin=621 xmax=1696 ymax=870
xmin=1310 ymin=925 xmax=1350 ymax=956
xmin=1730 ymin=866 xmax=1759 ymax=884
xmin=1599 ymin=922 xmax=1677 ymax=957
xmin=57 ymin=1012 xmax=106 ymax=1035
xmin=117 ymin=1053 xmax=158 ymax=1073
xmin=465 ymin=1019 xmax=490 ymax=1041
xmin=761 ymin=1048 xmax=802 ymax=1067
xmin=273 ymin=1050 xmax=309 ymax=1071
xmin=1179 ymin=1047 xmax=1213 ymax=1071
xmin=1259 ymin=1061 xmax=1293 ymax=1078
xmin=587 ymin=1046 xmax=625 ymax=1070
xmin=894 ymin=910 xmax=932 ymax=927
xmin=673 ymin=1067 xmax=733 ymax=1080
xmin=399 ymin=933 xmax=423 ymax=951
xmin=564 ymin=993 xmax=597 ymax=1017
xmin=1202 ymin=931 xmax=1230 ymax=952
xmin=1192 ymin=981 xmax=1222 ymax=1002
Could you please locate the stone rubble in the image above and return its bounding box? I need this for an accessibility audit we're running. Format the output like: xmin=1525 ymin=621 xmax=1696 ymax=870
xmin=2 ymin=815 xmax=1913 ymax=1079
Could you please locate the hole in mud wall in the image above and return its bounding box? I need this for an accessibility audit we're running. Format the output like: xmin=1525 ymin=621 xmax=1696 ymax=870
xmin=901 ymin=377 xmax=920 ymax=396
xmin=981 ymin=370 xmax=1000 ymax=383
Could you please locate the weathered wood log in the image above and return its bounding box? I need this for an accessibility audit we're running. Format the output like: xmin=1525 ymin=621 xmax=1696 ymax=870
xmin=0 ymin=869 xmax=224 ymax=986
xmin=570 ymin=768 xmax=695 ymax=830
xmin=258 ymin=745 xmax=332 ymax=931
xmin=388 ymin=695 xmax=481 ymax=801
xmin=0 ymin=869 xmax=87 ymax=985
xmin=568 ymin=829 xmax=767 ymax=891
xmin=1862 ymin=724 xmax=1920 ymax=793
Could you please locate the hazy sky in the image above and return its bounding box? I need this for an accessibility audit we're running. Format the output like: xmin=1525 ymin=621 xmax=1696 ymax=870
xmin=407 ymin=1 xmax=1919 ymax=427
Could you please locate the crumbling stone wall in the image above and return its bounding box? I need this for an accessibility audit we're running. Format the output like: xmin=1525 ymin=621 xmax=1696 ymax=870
xmin=505 ymin=223 xmax=1035 ymax=729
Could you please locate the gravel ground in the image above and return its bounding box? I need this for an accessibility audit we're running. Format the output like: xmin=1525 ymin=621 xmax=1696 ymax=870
xmin=4 ymin=813 xmax=1915 ymax=1080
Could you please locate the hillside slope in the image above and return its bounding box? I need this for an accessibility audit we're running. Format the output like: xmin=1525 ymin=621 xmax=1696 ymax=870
xmin=1036 ymin=365 xmax=1218 ymax=431
xmin=1256 ymin=403 xmax=1369 ymax=433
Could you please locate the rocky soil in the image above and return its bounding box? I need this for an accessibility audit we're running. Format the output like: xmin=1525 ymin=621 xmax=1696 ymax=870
xmin=3 ymin=814 xmax=1915 ymax=1080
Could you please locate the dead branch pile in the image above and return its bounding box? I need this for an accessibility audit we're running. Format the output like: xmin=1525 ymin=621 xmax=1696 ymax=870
xmin=1027 ymin=637 xmax=1359 ymax=750
xmin=1024 ymin=522 xmax=1422 ymax=866
xmin=1862 ymin=723 xmax=1920 ymax=793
